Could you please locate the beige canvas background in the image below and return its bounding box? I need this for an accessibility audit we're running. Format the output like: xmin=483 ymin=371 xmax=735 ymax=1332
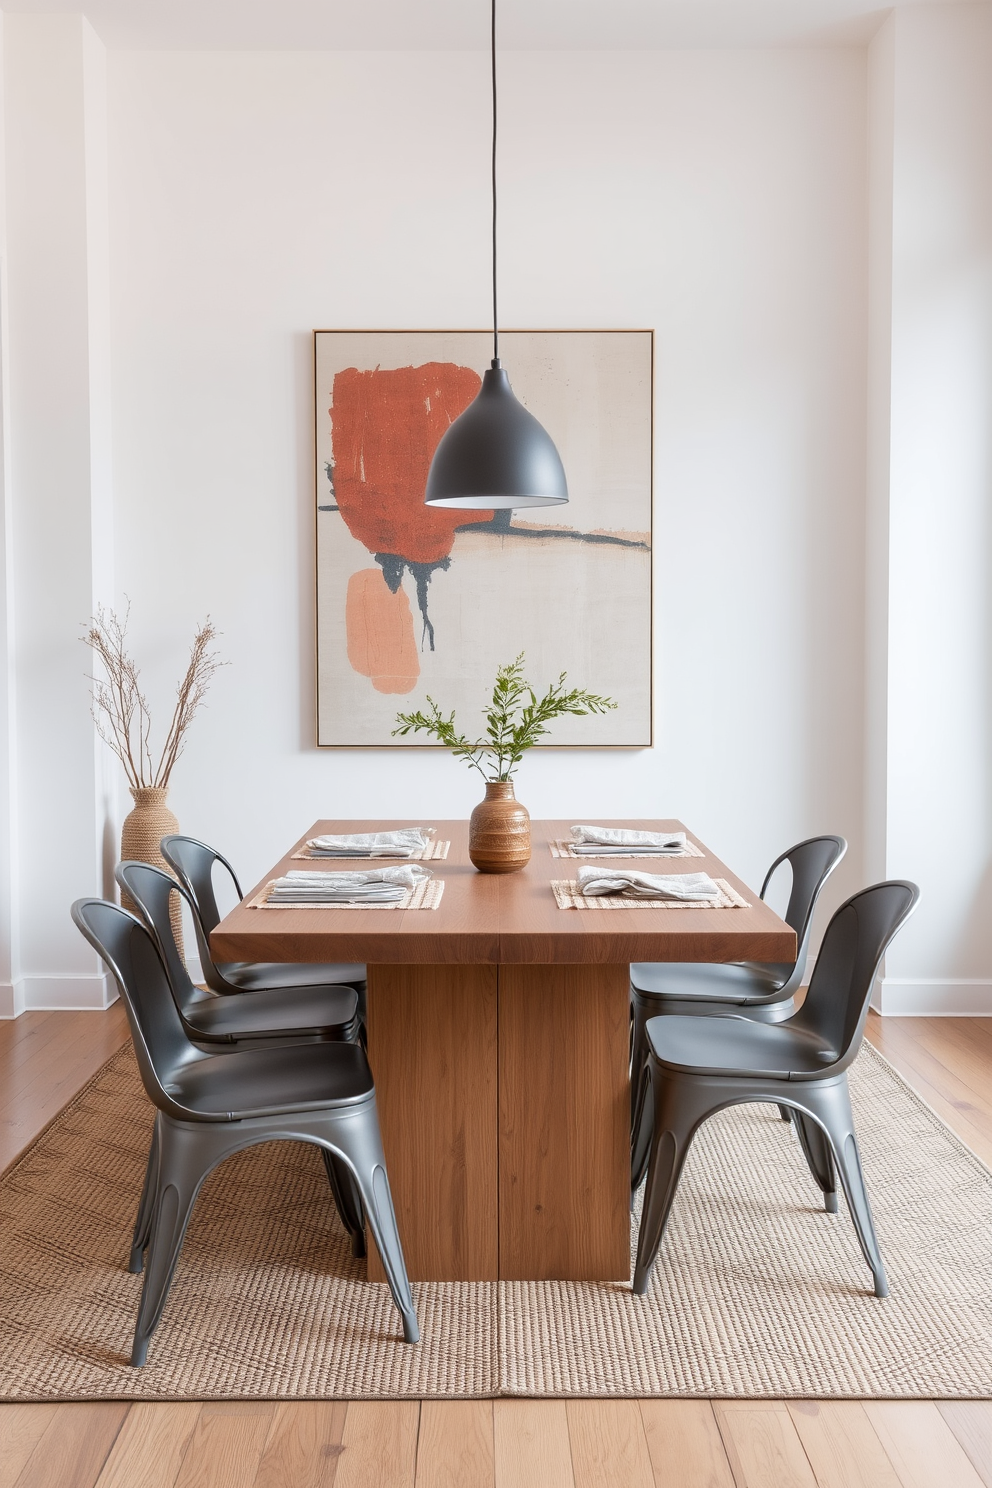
xmin=315 ymin=330 xmax=653 ymax=747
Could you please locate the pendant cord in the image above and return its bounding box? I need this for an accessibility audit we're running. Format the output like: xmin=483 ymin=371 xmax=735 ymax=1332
xmin=491 ymin=0 xmax=499 ymax=366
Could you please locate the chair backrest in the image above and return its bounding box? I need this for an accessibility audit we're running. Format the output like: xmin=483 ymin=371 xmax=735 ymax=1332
xmin=160 ymin=835 xmax=243 ymax=988
xmin=759 ymin=835 xmax=847 ymax=997
xmin=116 ymin=860 xmax=202 ymax=1016
xmin=792 ymin=880 xmax=920 ymax=1071
xmin=160 ymin=835 xmax=242 ymax=933
xmin=71 ymin=898 xmax=200 ymax=1117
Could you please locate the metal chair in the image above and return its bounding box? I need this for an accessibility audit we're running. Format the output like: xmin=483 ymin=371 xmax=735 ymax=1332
xmin=160 ymin=834 xmax=367 ymax=1021
xmin=117 ymin=859 xmax=366 ymax=1264
xmin=629 ymin=835 xmax=847 ymax=1131
xmin=72 ymin=897 xmax=419 ymax=1366
xmin=630 ymin=880 xmax=919 ymax=1299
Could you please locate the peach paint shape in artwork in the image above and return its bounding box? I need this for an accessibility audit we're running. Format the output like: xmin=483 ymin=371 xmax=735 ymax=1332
xmin=345 ymin=567 xmax=420 ymax=694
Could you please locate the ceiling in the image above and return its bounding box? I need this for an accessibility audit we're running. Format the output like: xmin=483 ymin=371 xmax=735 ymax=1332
xmin=1 ymin=0 xmax=949 ymax=51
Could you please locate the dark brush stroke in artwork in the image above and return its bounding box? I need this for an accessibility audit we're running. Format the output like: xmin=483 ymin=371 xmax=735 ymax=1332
xmin=453 ymin=507 xmax=650 ymax=551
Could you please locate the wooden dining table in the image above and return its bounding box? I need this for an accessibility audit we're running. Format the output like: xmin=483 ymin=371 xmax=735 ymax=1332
xmin=210 ymin=818 xmax=795 ymax=1285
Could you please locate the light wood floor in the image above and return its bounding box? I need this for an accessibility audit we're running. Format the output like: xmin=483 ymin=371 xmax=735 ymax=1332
xmin=1 ymin=1006 xmax=991 ymax=1488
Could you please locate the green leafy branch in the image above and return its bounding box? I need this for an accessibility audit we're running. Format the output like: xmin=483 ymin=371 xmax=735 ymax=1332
xmin=392 ymin=654 xmax=617 ymax=781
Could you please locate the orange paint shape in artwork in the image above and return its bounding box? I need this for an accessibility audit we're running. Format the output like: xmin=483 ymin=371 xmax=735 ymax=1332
xmin=331 ymin=362 xmax=491 ymax=564
xmin=345 ymin=568 xmax=420 ymax=694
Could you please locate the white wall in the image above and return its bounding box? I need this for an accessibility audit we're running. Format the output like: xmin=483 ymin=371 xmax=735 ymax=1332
xmin=107 ymin=47 xmax=869 ymax=914
xmin=868 ymin=4 xmax=992 ymax=1014
xmin=2 ymin=13 xmax=989 ymax=1014
xmin=0 ymin=14 xmax=116 ymax=1014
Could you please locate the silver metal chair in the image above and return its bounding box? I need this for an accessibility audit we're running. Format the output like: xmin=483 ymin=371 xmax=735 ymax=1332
xmin=629 ymin=835 xmax=847 ymax=1131
xmin=160 ymin=834 xmax=367 ymax=1024
xmin=117 ymin=858 xmax=366 ymax=1265
xmin=72 ymin=897 xmax=419 ymax=1365
xmin=630 ymin=880 xmax=919 ymax=1299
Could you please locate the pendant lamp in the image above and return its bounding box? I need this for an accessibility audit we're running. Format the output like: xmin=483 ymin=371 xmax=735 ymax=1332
xmin=424 ymin=0 xmax=568 ymax=510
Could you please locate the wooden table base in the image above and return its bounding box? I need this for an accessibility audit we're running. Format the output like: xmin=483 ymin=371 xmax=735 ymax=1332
xmin=366 ymin=963 xmax=630 ymax=1283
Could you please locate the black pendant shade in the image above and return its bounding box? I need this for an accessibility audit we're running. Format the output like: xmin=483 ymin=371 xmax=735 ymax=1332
xmin=424 ymin=363 xmax=568 ymax=510
xmin=424 ymin=0 xmax=567 ymax=512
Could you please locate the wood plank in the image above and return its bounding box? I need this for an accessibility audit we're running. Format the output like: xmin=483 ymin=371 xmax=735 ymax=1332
xmin=0 ymin=1006 xmax=130 ymax=1171
xmin=866 ymin=1019 xmax=992 ymax=1165
xmin=939 ymin=1404 xmax=992 ymax=1488
xmin=253 ymin=1403 xmax=348 ymax=1488
xmin=0 ymin=1406 xmax=59 ymax=1488
xmin=638 ymin=1401 xmax=736 ymax=1488
xmin=366 ymin=963 xmax=498 ymax=1282
xmin=787 ymin=1402 xmax=902 ymax=1488
xmin=566 ymin=1401 xmax=655 ymax=1488
xmin=499 ymin=963 xmax=629 ymax=1280
xmin=864 ymin=1404 xmax=987 ymax=1488
xmin=714 ymin=1403 xmax=818 ymax=1488
xmin=415 ymin=1402 xmax=494 ymax=1488
xmin=493 ymin=1402 xmax=575 ymax=1488
xmin=334 ymin=1403 xmax=419 ymax=1488
xmin=11 ymin=1403 xmax=128 ymax=1488
xmin=172 ymin=1405 xmax=275 ymax=1488
xmin=95 ymin=1404 xmax=200 ymax=1488
xmin=884 ymin=1018 xmax=992 ymax=1109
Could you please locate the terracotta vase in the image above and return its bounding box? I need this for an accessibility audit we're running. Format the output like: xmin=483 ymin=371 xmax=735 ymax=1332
xmin=120 ymin=786 xmax=183 ymax=955
xmin=469 ymin=780 xmax=531 ymax=874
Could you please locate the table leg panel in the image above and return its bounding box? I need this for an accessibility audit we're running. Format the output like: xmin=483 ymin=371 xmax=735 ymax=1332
xmin=366 ymin=963 xmax=499 ymax=1282
xmin=498 ymin=964 xmax=630 ymax=1281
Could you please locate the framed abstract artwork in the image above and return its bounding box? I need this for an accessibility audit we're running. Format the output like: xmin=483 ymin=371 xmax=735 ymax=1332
xmin=314 ymin=329 xmax=653 ymax=748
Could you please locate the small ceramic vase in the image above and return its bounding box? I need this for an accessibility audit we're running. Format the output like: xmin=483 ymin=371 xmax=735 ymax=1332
xmin=469 ymin=780 xmax=531 ymax=873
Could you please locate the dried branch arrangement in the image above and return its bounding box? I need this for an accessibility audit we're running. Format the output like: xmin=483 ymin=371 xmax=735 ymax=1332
xmin=82 ymin=604 xmax=225 ymax=791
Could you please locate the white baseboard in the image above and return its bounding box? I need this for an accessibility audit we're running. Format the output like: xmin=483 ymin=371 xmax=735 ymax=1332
xmin=0 ymin=972 xmax=118 ymax=1018
xmin=871 ymin=978 xmax=992 ymax=1017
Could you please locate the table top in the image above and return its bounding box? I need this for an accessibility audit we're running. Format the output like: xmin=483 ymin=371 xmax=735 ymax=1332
xmin=210 ymin=819 xmax=796 ymax=967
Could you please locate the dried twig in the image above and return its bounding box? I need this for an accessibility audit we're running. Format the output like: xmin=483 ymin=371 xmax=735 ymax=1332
xmin=82 ymin=605 xmax=225 ymax=790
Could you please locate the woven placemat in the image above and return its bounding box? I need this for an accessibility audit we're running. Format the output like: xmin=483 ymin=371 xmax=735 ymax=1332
xmin=3 ymin=1041 xmax=992 ymax=1399
xmin=247 ymin=877 xmax=444 ymax=911
xmin=291 ymin=840 xmax=450 ymax=862
xmin=549 ymin=839 xmax=704 ymax=860
xmin=551 ymin=877 xmax=750 ymax=910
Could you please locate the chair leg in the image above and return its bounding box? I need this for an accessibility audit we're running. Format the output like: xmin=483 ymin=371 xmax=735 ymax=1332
xmin=632 ymin=1073 xmax=700 ymax=1295
xmin=321 ymin=1104 xmax=418 ymax=1344
xmin=629 ymin=992 xmax=654 ymax=1129
xmin=792 ymin=1111 xmax=838 ymax=1212
xmin=630 ymin=1059 xmax=654 ymax=1196
xmin=799 ymin=1078 xmax=889 ymax=1297
xmin=778 ymin=1105 xmax=792 ymax=1123
xmin=130 ymin=1118 xmax=219 ymax=1366
xmin=130 ymin=1115 xmax=161 ymax=1273
xmin=322 ymin=1148 xmax=367 ymax=1257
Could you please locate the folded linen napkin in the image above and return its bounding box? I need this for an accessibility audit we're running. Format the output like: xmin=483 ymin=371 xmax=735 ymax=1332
xmin=305 ymin=828 xmax=434 ymax=858
xmin=266 ymin=866 xmax=431 ymax=904
xmin=576 ymin=867 xmax=721 ymax=900
xmin=569 ymin=825 xmax=688 ymax=855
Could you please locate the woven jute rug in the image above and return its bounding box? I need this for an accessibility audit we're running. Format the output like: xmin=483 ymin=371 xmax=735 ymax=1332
xmin=2 ymin=1041 xmax=991 ymax=1401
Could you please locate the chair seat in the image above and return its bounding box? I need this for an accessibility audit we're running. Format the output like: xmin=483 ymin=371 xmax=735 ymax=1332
xmin=167 ymin=1040 xmax=374 ymax=1119
xmin=184 ymin=983 xmax=359 ymax=1042
xmin=216 ymin=961 xmax=367 ymax=993
xmin=630 ymin=960 xmax=792 ymax=1004
xmin=646 ymin=1013 xmax=839 ymax=1081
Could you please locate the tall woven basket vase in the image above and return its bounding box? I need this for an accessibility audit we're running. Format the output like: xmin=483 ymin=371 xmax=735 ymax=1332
xmin=119 ymin=786 xmax=183 ymax=957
